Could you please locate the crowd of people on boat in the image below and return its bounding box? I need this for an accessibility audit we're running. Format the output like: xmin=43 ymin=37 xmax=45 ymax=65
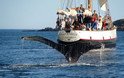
xmin=56 ymin=4 xmax=114 ymax=31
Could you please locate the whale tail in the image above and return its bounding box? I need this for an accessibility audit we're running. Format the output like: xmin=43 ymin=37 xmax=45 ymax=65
xmin=21 ymin=36 xmax=59 ymax=49
xmin=21 ymin=36 xmax=92 ymax=63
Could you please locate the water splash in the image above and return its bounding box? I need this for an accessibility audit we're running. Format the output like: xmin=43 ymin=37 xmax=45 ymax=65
xmin=2 ymin=63 xmax=102 ymax=69
xmin=78 ymin=46 xmax=116 ymax=67
xmin=99 ymin=43 xmax=105 ymax=66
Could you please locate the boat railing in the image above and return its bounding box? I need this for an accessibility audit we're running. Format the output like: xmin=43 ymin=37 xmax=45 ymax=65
xmin=61 ymin=24 xmax=116 ymax=32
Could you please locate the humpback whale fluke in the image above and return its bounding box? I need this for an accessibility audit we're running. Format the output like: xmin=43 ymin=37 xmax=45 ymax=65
xmin=21 ymin=36 xmax=93 ymax=63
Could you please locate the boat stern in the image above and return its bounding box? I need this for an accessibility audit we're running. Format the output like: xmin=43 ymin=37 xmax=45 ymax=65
xmin=58 ymin=30 xmax=80 ymax=42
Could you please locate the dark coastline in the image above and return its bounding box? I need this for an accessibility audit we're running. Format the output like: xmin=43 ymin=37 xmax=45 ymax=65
xmin=10 ymin=19 xmax=123 ymax=32
xmin=113 ymin=19 xmax=124 ymax=31
xmin=38 ymin=19 xmax=124 ymax=31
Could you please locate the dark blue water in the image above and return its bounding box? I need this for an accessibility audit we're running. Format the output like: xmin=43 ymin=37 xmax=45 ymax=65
xmin=0 ymin=29 xmax=123 ymax=78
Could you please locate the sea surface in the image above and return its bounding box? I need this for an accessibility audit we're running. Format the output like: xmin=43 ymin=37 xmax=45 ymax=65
xmin=0 ymin=29 xmax=124 ymax=78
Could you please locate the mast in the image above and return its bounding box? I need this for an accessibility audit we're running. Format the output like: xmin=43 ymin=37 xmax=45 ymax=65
xmin=66 ymin=0 xmax=73 ymax=8
xmin=88 ymin=0 xmax=92 ymax=11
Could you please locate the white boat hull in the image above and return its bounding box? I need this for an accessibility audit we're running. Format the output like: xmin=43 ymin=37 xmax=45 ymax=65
xmin=58 ymin=29 xmax=117 ymax=43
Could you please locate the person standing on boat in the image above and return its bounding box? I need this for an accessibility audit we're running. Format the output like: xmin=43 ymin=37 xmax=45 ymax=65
xmin=97 ymin=16 xmax=103 ymax=30
xmin=70 ymin=17 xmax=75 ymax=29
xmin=72 ymin=18 xmax=80 ymax=30
xmin=56 ymin=17 xmax=61 ymax=30
xmin=106 ymin=15 xmax=112 ymax=30
xmin=92 ymin=10 xmax=98 ymax=20
xmin=61 ymin=19 xmax=66 ymax=30
xmin=79 ymin=4 xmax=85 ymax=23
xmin=103 ymin=14 xmax=113 ymax=30
xmin=76 ymin=7 xmax=82 ymax=24
xmin=91 ymin=16 xmax=97 ymax=30
xmin=76 ymin=4 xmax=85 ymax=24
xmin=83 ymin=14 xmax=92 ymax=30
xmin=102 ymin=19 xmax=107 ymax=30
xmin=65 ymin=18 xmax=71 ymax=30
xmin=80 ymin=4 xmax=85 ymax=13
xmin=91 ymin=10 xmax=98 ymax=30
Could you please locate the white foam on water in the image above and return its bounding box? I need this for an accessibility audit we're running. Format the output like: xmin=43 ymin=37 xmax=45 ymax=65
xmin=5 ymin=62 xmax=103 ymax=69
xmin=89 ymin=48 xmax=116 ymax=52
xmin=5 ymin=47 xmax=116 ymax=69
xmin=0 ymin=69 xmax=11 ymax=72
xmin=56 ymin=62 xmax=101 ymax=67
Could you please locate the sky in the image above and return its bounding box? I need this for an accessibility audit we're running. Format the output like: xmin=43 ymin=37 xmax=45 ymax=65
xmin=0 ymin=0 xmax=124 ymax=29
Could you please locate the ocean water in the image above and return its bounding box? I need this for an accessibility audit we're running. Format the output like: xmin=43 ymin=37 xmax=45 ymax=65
xmin=0 ymin=29 xmax=123 ymax=78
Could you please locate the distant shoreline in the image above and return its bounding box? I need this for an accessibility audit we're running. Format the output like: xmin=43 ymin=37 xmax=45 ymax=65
xmin=113 ymin=19 xmax=124 ymax=31
xmin=1 ymin=19 xmax=124 ymax=31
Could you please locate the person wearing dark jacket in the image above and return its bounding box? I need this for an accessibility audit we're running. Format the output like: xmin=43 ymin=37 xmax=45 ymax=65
xmin=83 ymin=15 xmax=92 ymax=30
xmin=73 ymin=19 xmax=80 ymax=30
xmin=65 ymin=18 xmax=71 ymax=29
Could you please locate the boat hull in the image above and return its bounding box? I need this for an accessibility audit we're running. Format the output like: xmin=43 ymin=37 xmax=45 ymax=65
xmin=58 ymin=38 xmax=116 ymax=49
xmin=58 ymin=29 xmax=117 ymax=49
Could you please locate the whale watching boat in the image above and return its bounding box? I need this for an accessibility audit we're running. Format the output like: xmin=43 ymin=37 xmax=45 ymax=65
xmin=57 ymin=0 xmax=117 ymax=49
